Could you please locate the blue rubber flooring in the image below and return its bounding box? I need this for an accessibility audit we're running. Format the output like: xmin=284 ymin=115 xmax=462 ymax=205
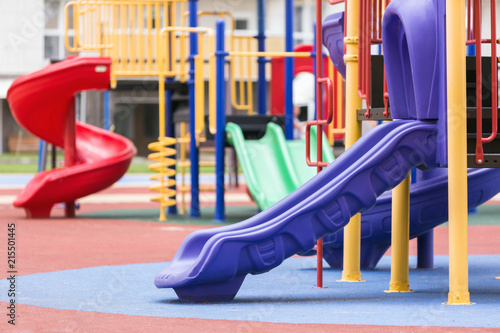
xmin=1 ymin=255 xmax=499 ymax=327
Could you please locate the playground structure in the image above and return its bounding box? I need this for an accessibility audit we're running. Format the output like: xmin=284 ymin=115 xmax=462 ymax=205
xmin=154 ymin=0 xmax=500 ymax=306
xmin=5 ymin=0 xmax=500 ymax=309
xmin=7 ymin=57 xmax=136 ymax=218
xmin=60 ymin=0 xmax=346 ymax=222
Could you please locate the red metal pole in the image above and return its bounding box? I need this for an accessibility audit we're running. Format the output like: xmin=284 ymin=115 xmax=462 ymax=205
xmin=378 ymin=0 xmax=382 ymax=40
xmin=64 ymin=97 xmax=77 ymax=217
xmin=358 ymin=0 xmax=365 ymax=101
xmin=482 ymin=0 xmax=498 ymax=144
xmin=316 ymin=0 xmax=324 ymax=289
xmin=334 ymin=68 xmax=338 ymax=133
xmin=475 ymin=0 xmax=484 ymax=164
xmin=364 ymin=0 xmax=371 ymax=118
xmin=467 ymin=0 xmax=472 ymax=41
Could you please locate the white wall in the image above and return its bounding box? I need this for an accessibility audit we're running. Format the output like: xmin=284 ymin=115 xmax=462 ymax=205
xmin=478 ymin=0 xmax=500 ymax=57
xmin=266 ymin=0 xmax=345 ymax=38
xmin=198 ymin=0 xmax=257 ymax=33
xmin=0 ymin=0 xmax=45 ymax=76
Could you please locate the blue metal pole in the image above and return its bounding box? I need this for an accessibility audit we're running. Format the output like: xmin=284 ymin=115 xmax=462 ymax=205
xmin=284 ymin=0 xmax=294 ymax=139
xmin=466 ymin=30 xmax=476 ymax=56
xmin=417 ymin=231 xmax=434 ymax=269
xmin=214 ymin=19 xmax=227 ymax=222
xmin=414 ymin=168 xmax=435 ymax=268
xmin=166 ymin=78 xmax=178 ymax=216
xmin=188 ymin=0 xmax=200 ymax=218
xmin=104 ymin=91 xmax=110 ymax=131
xmin=37 ymin=139 xmax=46 ymax=172
xmin=256 ymin=0 xmax=267 ymax=115
xmin=415 ymin=169 xmax=445 ymax=269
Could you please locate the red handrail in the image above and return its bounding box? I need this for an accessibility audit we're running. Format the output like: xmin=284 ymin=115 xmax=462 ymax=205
xmin=306 ymin=77 xmax=334 ymax=169
xmin=358 ymin=0 xmax=390 ymax=118
xmin=468 ymin=0 xmax=498 ymax=164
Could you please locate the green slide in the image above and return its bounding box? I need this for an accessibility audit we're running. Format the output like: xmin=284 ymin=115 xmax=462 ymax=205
xmin=226 ymin=122 xmax=335 ymax=210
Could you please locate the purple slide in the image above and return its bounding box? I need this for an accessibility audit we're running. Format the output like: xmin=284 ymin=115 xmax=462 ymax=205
xmin=322 ymin=11 xmax=346 ymax=79
xmin=155 ymin=120 xmax=440 ymax=302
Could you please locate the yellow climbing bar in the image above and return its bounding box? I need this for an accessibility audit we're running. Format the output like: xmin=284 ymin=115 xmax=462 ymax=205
xmin=149 ymin=26 xmax=211 ymax=221
xmin=64 ymin=0 xmax=189 ymax=87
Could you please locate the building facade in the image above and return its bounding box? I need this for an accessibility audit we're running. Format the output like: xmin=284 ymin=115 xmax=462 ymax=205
xmin=0 ymin=0 xmax=352 ymax=156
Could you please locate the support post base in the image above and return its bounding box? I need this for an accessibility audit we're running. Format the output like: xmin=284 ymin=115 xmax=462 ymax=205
xmin=338 ymin=270 xmax=364 ymax=282
xmin=385 ymin=281 xmax=413 ymax=293
xmin=444 ymin=291 xmax=473 ymax=305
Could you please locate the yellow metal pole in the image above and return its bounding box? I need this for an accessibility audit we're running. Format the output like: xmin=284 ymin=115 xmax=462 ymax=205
xmin=246 ymin=37 xmax=253 ymax=115
xmin=147 ymin=3 xmax=153 ymax=73
xmin=340 ymin=0 xmax=363 ymax=282
xmin=386 ymin=172 xmax=412 ymax=292
xmin=111 ymin=3 xmax=118 ymax=88
xmin=138 ymin=4 xmax=144 ymax=72
xmin=130 ymin=4 xmax=137 ymax=72
xmin=446 ymin=0 xmax=471 ymax=305
xmin=155 ymin=2 xmax=161 ymax=73
xmin=180 ymin=122 xmax=187 ymax=215
xmin=209 ymin=35 xmax=216 ymax=135
xmin=120 ymin=4 xmax=127 ymax=72
xmin=97 ymin=4 xmax=102 ymax=57
xmin=195 ymin=54 xmax=205 ymax=142
xmin=238 ymin=38 xmax=246 ymax=112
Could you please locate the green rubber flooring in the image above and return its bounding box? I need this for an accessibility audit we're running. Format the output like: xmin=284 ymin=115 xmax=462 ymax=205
xmin=79 ymin=205 xmax=260 ymax=225
xmin=78 ymin=204 xmax=500 ymax=226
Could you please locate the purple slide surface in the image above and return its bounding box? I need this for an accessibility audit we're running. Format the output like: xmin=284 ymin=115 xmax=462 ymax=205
xmin=155 ymin=120 xmax=440 ymax=302
xmin=322 ymin=11 xmax=346 ymax=79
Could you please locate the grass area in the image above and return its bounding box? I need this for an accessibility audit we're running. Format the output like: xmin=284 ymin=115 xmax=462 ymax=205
xmin=466 ymin=205 xmax=500 ymax=226
xmin=0 ymin=164 xmax=38 ymax=173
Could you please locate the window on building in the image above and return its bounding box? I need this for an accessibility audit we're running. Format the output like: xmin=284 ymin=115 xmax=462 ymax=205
xmin=44 ymin=0 xmax=78 ymax=60
xmin=293 ymin=1 xmax=316 ymax=46
xmin=294 ymin=6 xmax=303 ymax=32
xmin=235 ymin=19 xmax=248 ymax=31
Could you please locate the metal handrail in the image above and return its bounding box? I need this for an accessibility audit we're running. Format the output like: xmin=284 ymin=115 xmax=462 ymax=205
xmin=467 ymin=0 xmax=499 ymax=164
xmin=305 ymin=77 xmax=334 ymax=168
xmin=64 ymin=0 xmax=189 ymax=87
xmin=358 ymin=0 xmax=391 ymax=118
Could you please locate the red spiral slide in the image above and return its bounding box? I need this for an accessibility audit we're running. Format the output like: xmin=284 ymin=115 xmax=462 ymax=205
xmin=7 ymin=57 xmax=136 ymax=218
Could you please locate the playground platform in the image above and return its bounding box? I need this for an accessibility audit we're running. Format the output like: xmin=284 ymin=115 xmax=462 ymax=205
xmin=0 ymin=174 xmax=499 ymax=332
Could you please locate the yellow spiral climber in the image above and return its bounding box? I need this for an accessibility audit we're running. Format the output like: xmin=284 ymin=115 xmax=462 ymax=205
xmin=148 ymin=137 xmax=177 ymax=221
